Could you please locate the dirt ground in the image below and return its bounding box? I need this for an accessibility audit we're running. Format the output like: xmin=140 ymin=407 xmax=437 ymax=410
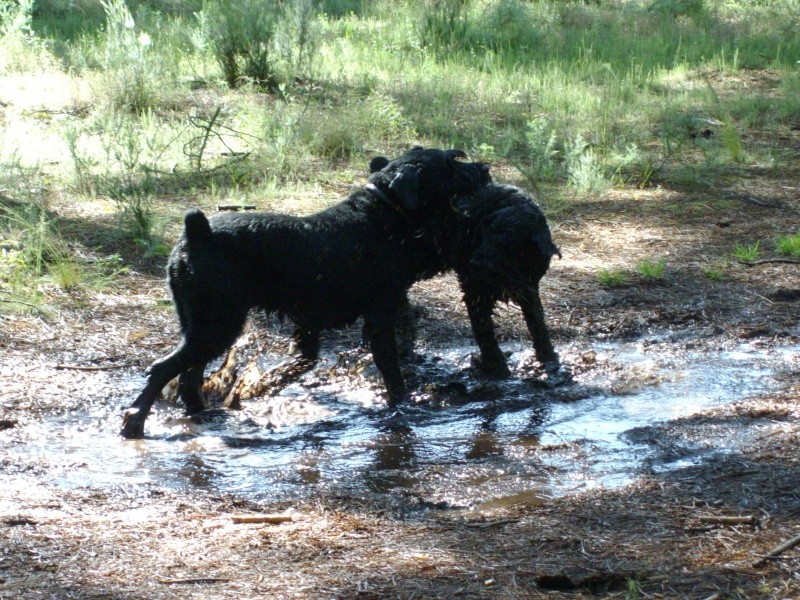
xmin=2 ymin=135 xmax=800 ymax=597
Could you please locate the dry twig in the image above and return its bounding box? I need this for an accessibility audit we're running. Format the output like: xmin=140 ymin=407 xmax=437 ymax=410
xmin=231 ymin=514 xmax=294 ymax=525
xmin=697 ymin=515 xmax=756 ymax=526
xmin=158 ymin=578 xmax=230 ymax=585
xmin=752 ymin=531 xmax=800 ymax=567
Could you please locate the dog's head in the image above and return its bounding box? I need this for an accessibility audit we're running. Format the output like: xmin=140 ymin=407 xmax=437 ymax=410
xmin=367 ymin=146 xmax=491 ymax=213
xmin=454 ymin=184 xmax=561 ymax=291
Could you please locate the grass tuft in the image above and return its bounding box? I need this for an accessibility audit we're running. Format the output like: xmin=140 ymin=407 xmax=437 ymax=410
xmin=597 ymin=268 xmax=626 ymax=288
xmin=775 ymin=231 xmax=800 ymax=258
xmin=731 ymin=241 xmax=761 ymax=262
xmin=635 ymin=258 xmax=667 ymax=280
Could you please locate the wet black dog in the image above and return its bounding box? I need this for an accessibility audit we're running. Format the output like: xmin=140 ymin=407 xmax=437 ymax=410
xmin=446 ymin=183 xmax=562 ymax=376
xmin=121 ymin=147 xmax=490 ymax=438
xmin=365 ymin=167 xmax=561 ymax=378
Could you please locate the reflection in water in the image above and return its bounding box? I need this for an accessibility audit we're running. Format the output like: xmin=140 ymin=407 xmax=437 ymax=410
xmin=176 ymin=454 xmax=216 ymax=490
xmin=466 ymin=430 xmax=503 ymax=460
xmin=3 ymin=339 xmax=796 ymax=512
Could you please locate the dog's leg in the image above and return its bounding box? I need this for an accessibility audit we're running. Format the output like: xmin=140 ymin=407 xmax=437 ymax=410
xmin=178 ymin=363 xmax=206 ymax=414
xmin=394 ymin=292 xmax=416 ymax=362
xmin=516 ymin=287 xmax=559 ymax=369
xmin=123 ymin=304 xmax=250 ymax=438
xmin=463 ymin=290 xmax=511 ymax=378
xmin=121 ymin=346 xmax=194 ymax=439
xmin=363 ymin=314 xmax=405 ymax=405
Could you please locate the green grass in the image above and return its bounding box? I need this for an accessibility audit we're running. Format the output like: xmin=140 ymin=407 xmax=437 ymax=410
xmin=0 ymin=0 xmax=795 ymax=310
xmin=597 ymin=268 xmax=627 ymax=288
xmin=702 ymin=260 xmax=728 ymax=281
xmin=635 ymin=258 xmax=667 ymax=280
xmin=732 ymin=241 xmax=761 ymax=262
xmin=775 ymin=230 xmax=800 ymax=258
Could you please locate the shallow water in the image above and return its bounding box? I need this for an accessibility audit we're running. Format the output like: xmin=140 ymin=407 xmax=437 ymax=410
xmin=2 ymin=335 xmax=797 ymax=514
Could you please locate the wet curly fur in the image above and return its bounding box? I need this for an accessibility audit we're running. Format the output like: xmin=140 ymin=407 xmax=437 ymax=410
xmin=447 ymin=183 xmax=562 ymax=376
xmin=368 ymin=161 xmax=561 ymax=377
xmin=121 ymin=147 xmax=490 ymax=438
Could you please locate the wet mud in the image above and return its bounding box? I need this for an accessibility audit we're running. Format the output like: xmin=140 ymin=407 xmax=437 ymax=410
xmin=3 ymin=329 xmax=797 ymax=517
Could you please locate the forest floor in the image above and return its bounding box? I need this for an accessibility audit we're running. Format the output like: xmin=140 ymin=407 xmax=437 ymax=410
xmin=1 ymin=81 xmax=800 ymax=599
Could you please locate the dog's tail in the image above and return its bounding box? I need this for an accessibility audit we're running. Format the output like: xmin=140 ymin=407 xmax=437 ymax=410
xmin=183 ymin=209 xmax=212 ymax=249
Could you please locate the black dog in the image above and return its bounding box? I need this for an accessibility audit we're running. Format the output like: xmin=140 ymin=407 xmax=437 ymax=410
xmin=446 ymin=183 xmax=561 ymax=377
xmin=121 ymin=147 xmax=490 ymax=438
xmin=364 ymin=169 xmax=561 ymax=378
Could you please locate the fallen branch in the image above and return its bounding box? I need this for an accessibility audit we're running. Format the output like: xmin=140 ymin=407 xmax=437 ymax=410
xmin=0 ymin=297 xmax=46 ymax=317
xmin=698 ymin=515 xmax=756 ymax=526
xmin=464 ymin=519 xmax=519 ymax=528
xmin=740 ymin=258 xmax=800 ymax=267
xmin=752 ymin=531 xmax=800 ymax=567
xmin=217 ymin=204 xmax=257 ymax=212
xmin=55 ymin=363 xmax=133 ymax=371
xmin=231 ymin=514 xmax=293 ymax=525
xmin=158 ymin=578 xmax=230 ymax=585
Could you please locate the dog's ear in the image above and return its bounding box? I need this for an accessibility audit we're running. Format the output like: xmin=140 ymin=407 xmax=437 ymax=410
xmin=388 ymin=164 xmax=420 ymax=211
xmin=369 ymin=156 xmax=390 ymax=173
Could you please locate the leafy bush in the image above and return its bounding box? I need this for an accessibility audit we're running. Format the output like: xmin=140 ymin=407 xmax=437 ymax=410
xmin=775 ymin=231 xmax=800 ymax=258
xmin=418 ymin=0 xmax=471 ymax=53
xmin=0 ymin=0 xmax=52 ymax=73
xmin=480 ymin=0 xmax=557 ymax=52
xmin=524 ymin=117 xmax=560 ymax=181
xmin=565 ymin=135 xmax=611 ymax=195
xmin=203 ymin=0 xmax=319 ymax=91
xmin=298 ymin=93 xmax=414 ymax=160
xmin=100 ymin=0 xmax=159 ymax=113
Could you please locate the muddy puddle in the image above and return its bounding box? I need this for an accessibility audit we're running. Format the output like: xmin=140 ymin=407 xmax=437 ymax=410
xmin=2 ymin=333 xmax=798 ymax=516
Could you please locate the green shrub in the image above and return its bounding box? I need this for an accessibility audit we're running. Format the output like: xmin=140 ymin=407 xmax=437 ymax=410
xmin=418 ymin=0 xmax=470 ymax=53
xmin=524 ymin=117 xmax=560 ymax=182
xmin=565 ymin=135 xmax=610 ymax=195
xmin=635 ymin=258 xmax=666 ymax=280
xmin=731 ymin=241 xmax=760 ymax=262
xmin=597 ymin=268 xmax=626 ymax=287
xmin=480 ymin=0 xmax=557 ymax=52
xmin=776 ymin=230 xmax=800 ymax=258
xmin=100 ymin=0 xmax=160 ymax=113
xmin=0 ymin=0 xmax=53 ymax=73
xmin=203 ymin=0 xmax=319 ymax=91
xmin=204 ymin=0 xmax=280 ymax=89
xmin=298 ymin=93 xmax=414 ymax=160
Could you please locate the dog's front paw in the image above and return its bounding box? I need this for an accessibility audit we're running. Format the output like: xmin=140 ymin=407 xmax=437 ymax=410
xmin=120 ymin=408 xmax=145 ymax=439
xmin=544 ymin=360 xmax=573 ymax=386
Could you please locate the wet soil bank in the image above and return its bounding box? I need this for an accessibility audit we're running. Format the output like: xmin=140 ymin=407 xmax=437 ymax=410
xmin=1 ymin=182 xmax=799 ymax=598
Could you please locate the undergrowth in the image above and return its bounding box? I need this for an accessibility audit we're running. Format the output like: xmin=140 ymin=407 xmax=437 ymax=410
xmin=0 ymin=0 xmax=795 ymax=310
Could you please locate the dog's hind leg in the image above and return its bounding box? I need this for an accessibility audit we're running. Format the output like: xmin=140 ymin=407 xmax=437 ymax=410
xmin=363 ymin=314 xmax=405 ymax=405
xmin=122 ymin=306 xmax=250 ymax=438
xmin=178 ymin=364 xmax=207 ymax=414
xmin=121 ymin=345 xmax=196 ymax=439
xmin=463 ymin=290 xmax=511 ymax=378
xmin=516 ymin=287 xmax=559 ymax=369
